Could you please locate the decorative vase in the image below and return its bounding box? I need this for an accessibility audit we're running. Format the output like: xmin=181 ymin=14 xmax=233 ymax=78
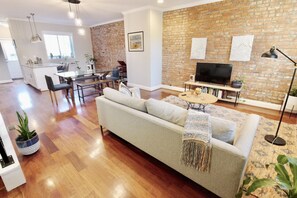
xmin=15 ymin=134 xmax=40 ymax=155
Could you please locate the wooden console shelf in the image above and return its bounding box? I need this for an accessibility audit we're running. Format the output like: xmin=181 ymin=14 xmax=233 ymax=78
xmin=184 ymin=81 xmax=242 ymax=106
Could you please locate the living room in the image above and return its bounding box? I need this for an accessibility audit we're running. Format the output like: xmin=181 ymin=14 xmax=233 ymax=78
xmin=0 ymin=0 xmax=296 ymax=197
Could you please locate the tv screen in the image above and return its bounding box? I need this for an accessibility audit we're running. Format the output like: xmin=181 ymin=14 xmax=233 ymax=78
xmin=195 ymin=63 xmax=232 ymax=85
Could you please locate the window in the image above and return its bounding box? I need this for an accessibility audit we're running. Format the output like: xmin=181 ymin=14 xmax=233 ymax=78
xmin=43 ymin=33 xmax=75 ymax=59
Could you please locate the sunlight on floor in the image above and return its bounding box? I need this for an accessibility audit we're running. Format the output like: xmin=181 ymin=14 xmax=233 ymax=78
xmin=17 ymin=92 xmax=32 ymax=110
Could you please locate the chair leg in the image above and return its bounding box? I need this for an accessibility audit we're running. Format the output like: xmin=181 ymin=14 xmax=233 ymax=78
xmin=100 ymin=125 xmax=104 ymax=135
xmin=53 ymin=91 xmax=58 ymax=105
xmin=71 ymin=88 xmax=74 ymax=102
xmin=66 ymin=89 xmax=69 ymax=98
xmin=49 ymin=91 xmax=53 ymax=103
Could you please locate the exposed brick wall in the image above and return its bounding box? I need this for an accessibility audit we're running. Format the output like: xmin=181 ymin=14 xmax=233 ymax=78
xmin=163 ymin=0 xmax=297 ymax=104
xmin=90 ymin=21 xmax=126 ymax=71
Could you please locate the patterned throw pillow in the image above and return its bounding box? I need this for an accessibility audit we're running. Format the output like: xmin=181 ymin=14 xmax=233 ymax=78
xmin=129 ymin=87 xmax=141 ymax=99
xmin=119 ymin=82 xmax=132 ymax=96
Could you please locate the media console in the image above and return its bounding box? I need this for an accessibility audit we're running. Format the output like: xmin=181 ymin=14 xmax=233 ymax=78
xmin=184 ymin=81 xmax=242 ymax=106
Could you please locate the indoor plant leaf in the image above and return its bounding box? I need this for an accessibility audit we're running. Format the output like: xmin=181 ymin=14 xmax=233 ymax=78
xmin=246 ymin=178 xmax=276 ymax=195
xmin=275 ymin=163 xmax=292 ymax=190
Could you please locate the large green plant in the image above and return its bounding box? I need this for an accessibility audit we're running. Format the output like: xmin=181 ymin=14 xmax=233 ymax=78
xmin=16 ymin=111 xmax=36 ymax=141
xmin=237 ymin=154 xmax=297 ymax=198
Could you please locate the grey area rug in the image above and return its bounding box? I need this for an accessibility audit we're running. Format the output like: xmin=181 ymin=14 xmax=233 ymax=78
xmin=163 ymin=95 xmax=297 ymax=198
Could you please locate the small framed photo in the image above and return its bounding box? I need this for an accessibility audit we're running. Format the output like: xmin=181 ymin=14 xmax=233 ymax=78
xmin=128 ymin=31 xmax=144 ymax=52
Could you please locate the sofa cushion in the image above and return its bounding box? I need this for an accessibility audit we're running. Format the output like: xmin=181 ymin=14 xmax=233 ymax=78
xmin=103 ymin=87 xmax=147 ymax=112
xmin=211 ymin=117 xmax=237 ymax=144
xmin=145 ymin=98 xmax=236 ymax=143
xmin=119 ymin=82 xmax=132 ymax=96
xmin=145 ymin=98 xmax=188 ymax=126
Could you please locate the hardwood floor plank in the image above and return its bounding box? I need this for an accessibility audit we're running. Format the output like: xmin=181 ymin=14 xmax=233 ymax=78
xmin=65 ymin=151 xmax=87 ymax=172
xmin=39 ymin=133 xmax=59 ymax=154
xmin=73 ymin=115 xmax=99 ymax=130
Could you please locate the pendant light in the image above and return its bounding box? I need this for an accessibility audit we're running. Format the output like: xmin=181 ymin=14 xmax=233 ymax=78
xmin=30 ymin=13 xmax=42 ymax=43
xmin=68 ymin=3 xmax=75 ymax=19
xmin=74 ymin=4 xmax=82 ymax=26
xmin=27 ymin=16 xmax=35 ymax=42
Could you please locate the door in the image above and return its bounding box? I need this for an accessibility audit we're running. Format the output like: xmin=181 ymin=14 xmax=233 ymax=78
xmin=0 ymin=39 xmax=23 ymax=79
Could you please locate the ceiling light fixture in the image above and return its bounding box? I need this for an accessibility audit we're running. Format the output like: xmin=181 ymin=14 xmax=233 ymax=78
xmin=27 ymin=14 xmax=42 ymax=43
xmin=30 ymin=13 xmax=42 ymax=43
xmin=78 ymin=28 xmax=85 ymax=36
xmin=157 ymin=0 xmax=164 ymax=4
xmin=68 ymin=3 xmax=75 ymax=19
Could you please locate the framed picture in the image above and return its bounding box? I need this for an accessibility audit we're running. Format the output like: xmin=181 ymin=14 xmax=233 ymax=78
xmin=128 ymin=31 xmax=144 ymax=52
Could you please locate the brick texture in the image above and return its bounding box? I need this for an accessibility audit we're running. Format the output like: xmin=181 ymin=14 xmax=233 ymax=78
xmin=90 ymin=21 xmax=126 ymax=71
xmin=163 ymin=0 xmax=297 ymax=104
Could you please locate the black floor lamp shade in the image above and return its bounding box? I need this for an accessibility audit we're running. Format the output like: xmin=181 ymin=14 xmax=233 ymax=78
xmin=261 ymin=46 xmax=297 ymax=146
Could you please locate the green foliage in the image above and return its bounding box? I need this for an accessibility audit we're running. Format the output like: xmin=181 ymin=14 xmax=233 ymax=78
xmin=16 ymin=111 xmax=36 ymax=141
xmin=289 ymin=88 xmax=297 ymax=97
xmin=84 ymin=53 xmax=97 ymax=64
xmin=236 ymin=155 xmax=297 ymax=198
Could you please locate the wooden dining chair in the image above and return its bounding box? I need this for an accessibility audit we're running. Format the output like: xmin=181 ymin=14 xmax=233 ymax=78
xmin=45 ymin=75 xmax=73 ymax=105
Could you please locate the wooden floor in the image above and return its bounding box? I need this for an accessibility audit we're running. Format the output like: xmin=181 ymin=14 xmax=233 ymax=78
xmin=0 ymin=80 xmax=296 ymax=198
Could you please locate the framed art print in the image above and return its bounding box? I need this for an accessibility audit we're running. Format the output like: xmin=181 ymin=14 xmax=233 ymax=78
xmin=128 ymin=31 xmax=144 ymax=52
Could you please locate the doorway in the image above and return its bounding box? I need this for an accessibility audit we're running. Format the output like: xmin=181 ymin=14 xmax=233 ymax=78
xmin=0 ymin=39 xmax=23 ymax=79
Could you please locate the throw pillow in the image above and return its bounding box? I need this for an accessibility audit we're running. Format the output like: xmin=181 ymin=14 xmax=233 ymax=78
xmin=119 ymin=82 xmax=132 ymax=96
xmin=103 ymin=87 xmax=147 ymax=112
xmin=145 ymin=98 xmax=188 ymax=126
xmin=211 ymin=117 xmax=237 ymax=144
xmin=129 ymin=87 xmax=141 ymax=99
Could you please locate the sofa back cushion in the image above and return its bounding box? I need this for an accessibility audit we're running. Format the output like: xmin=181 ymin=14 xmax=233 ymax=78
xmin=211 ymin=117 xmax=237 ymax=144
xmin=145 ymin=98 xmax=188 ymax=127
xmin=145 ymin=98 xmax=236 ymax=144
xmin=103 ymin=87 xmax=147 ymax=112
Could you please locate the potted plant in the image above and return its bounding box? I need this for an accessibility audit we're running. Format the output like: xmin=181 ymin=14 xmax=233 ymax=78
xmin=231 ymin=76 xmax=244 ymax=88
xmin=15 ymin=111 xmax=40 ymax=155
xmin=236 ymin=154 xmax=297 ymax=198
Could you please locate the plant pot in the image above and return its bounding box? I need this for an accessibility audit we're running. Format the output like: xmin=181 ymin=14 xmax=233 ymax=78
xmin=15 ymin=134 xmax=40 ymax=155
xmin=231 ymin=80 xmax=243 ymax=88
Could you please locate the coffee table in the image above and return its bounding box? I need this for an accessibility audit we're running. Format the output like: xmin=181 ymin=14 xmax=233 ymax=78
xmin=178 ymin=91 xmax=218 ymax=112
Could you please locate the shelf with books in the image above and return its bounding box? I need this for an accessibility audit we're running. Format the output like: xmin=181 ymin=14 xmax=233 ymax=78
xmin=184 ymin=81 xmax=242 ymax=106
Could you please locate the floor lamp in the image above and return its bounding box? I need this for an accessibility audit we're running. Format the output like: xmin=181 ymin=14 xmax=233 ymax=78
xmin=261 ymin=46 xmax=297 ymax=146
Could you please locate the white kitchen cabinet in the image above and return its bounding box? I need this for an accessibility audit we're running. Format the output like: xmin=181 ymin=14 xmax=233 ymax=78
xmin=22 ymin=64 xmax=59 ymax=91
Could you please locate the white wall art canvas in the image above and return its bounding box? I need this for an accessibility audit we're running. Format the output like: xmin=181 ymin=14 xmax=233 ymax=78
xmin=190 ymin=38 xmax=207 ymax=59
xmin=229 ymin=35 xmax=254 ymax=61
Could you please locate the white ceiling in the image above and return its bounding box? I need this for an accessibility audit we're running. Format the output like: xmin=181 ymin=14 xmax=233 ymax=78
xmin=0 ymin=0 xmax=221 ymax=27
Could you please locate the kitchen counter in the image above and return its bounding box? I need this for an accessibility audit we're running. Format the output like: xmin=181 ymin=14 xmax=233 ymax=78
xmin=22 ymin=63 xmax=61 ymax=68
xmin=22 ymin=64 xmax=59 ymax=91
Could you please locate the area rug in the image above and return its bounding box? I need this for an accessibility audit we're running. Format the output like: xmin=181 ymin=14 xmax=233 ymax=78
xmin=163 ymin=95 xmax=297 ymax=198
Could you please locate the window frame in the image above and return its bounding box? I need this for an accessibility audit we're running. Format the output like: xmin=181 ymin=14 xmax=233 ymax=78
xmin=43 ymin=31 xmax=75 ymax=60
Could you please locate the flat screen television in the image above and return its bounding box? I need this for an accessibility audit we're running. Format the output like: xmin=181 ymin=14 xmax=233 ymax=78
xmin=195 ymin=63 xmax=232 ymax=85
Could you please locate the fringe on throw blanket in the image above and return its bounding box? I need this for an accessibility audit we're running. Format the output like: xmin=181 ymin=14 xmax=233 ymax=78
xmin=181 ymin=109 xmax=212 ymax=172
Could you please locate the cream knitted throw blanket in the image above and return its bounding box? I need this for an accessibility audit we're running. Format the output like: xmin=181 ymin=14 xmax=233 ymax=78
xmin=181 ymin=109 xmax=212 ymax=172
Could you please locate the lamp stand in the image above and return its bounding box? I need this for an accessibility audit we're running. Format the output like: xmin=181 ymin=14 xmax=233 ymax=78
xmin=265 ymin=65 xmax=296 ymax=146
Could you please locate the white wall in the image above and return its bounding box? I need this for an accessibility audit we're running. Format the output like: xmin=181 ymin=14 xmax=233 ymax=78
xmin=0 ymin=26 xmax=11 ymax=38
xmin=8 ymin=19 xmax=93 ymax=71
xmin=150 ymin=10 xmax=162 ymax=88
xmin=0 ymin=26 xmax=12 ymax=83
xmin=124 ymin=7 xmax=162 ymax=90
xmin=0 ymin=43 xmax=12 ymax=83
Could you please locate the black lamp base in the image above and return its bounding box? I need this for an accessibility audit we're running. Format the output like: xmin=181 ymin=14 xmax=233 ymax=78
xmin=264 ymin=135 xmax=286 ymax=146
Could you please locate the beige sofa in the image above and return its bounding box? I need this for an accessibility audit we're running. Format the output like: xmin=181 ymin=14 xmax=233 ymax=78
xmin=96 ymin=88 xmax=260 ymax=198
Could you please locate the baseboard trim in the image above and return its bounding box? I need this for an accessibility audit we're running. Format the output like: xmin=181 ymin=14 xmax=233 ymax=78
xmin=0 ymin=80 xmax=13 ymax=84
xmin=160 ymin=84 xmax=282 ymax=111
xmin=127 ymin=83 xmax=162 ymax=91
